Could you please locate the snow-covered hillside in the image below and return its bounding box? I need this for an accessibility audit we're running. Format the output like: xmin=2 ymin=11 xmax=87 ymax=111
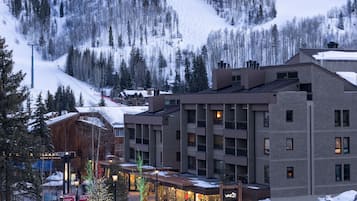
xmin=260 ymin=0 xmax=347 ymax=28
xmin=0 ymin=2 xmax=118 ymax=106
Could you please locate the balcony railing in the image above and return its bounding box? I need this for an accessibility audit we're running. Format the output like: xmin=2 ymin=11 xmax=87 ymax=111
xmin=237 ymin=149 xmax=247 ymax=156
xmin=236 ymin=121 xmax=247 ymax=129
xmin=225 ymin=147 xmax=235 ymax=155
xmin=225 ymin=121 xmax=235 ymax=129
xmin=197 ymin=120 xmax=206 ymax=127
xmin=198 ymin=169 xmax=206 ymax=176
xmin=143 ymin=139 xmax=149 ymax=145
xmin=213 ymin=119 xmax=223 ymax=125
xmin=197 ymin=145 xmax=206 ymax=152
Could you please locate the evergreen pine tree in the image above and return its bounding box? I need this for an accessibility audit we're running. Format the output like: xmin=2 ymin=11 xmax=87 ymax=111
xmin=109 ymin=26 xmax=114 ymax=47
xmin=120 ymin=59 xmax=132 ymax=89
xmin=184 ymin=57 xmax=191 ymax=92
xmin=144 ymin=70 xmax=152 ymax=89
xmin=32 ymin=93 xmax=54 ymax=153
xmin=337 ymin=12 xmax=344 ymax=30
xmin=158 ymin=50 xmax=167 ymax=72
xmin=191 ymin=55 xmax=208 ymax=92
xmin=78 ymin=92 xmax=84 ymax=107
xmin=66 ymin=46 xmax=74 ymax=76
xmin=45 ymin=90 xmax=55 ymax=112
xmin=59 ymin=1 xmax=64 ymax=17
xmin=0 ymin=36 xmax=40 ymax=201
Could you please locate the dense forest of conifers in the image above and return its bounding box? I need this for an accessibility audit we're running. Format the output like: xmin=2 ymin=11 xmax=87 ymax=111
xmin=6 ymin=0 xmax=357 ymax=95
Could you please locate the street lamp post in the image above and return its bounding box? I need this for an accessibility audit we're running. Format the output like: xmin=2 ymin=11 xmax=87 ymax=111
xmin=74 ymin=180 xmax=80 ymax=201
xmin=112 ymin=174 xmax=118 ymax=201
xmin=154 ymin=170 xmax=159 ymax=201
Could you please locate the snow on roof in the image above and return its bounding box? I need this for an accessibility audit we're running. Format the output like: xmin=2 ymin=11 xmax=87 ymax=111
xmin=46 ymin=171 xmax=63 ymax=181
xmin=45 ymin=112 xmax=78 ymax=126
xmin=76 ymin=106 xmax=147 ymax=128
xmin=189 ymin=178 xmax=219 ymax=188
xmin=42 ymin=180 xmax=63 ymax=187
xmin=313 ymin=51 xmax=357 ymax=61
xmin=78 ymin=116 xmax=106 ymax=129
xmin=122 ymin=89 xmax=172 ymax=98
xmin=337 ymin=72 xmax=357 ymax=86
xmin=319 ymin=190 xmax=357 ymax=201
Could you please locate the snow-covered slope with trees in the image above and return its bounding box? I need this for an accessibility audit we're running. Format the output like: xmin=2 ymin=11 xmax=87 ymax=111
xmin=0 ymin=2 xmax=118 ymax=106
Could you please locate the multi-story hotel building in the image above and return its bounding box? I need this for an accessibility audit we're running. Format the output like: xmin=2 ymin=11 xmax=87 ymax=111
xmin=124 ymin=48 xmax=357 ymax=199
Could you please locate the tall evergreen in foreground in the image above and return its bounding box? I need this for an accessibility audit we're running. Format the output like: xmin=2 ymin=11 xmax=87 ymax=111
xmin=0 ymin=37 xmax=39 ymax=200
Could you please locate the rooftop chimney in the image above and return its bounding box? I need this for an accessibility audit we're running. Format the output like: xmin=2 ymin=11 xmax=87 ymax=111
xmin=327 ymin=41 xmax=339 ymax=48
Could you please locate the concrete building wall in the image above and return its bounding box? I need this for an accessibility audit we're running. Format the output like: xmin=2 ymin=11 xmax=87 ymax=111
xmin=268 ymin=91 xmax=309 ymax=197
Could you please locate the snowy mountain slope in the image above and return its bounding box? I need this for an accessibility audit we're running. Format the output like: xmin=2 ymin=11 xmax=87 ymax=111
xmin=259 ymin=0 xmax=346 ymax=29
xmin=166 ymin=0 xmax=234 ymax=48
xmin=0 ymin=2 xmax=118 ymax=107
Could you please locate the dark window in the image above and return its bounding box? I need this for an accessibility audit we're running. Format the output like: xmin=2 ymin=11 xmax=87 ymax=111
xmin=344 ymin=164 xmax=350 ymax=181
xmin=187 ymin=133 xmax=196 ymax=147
xmin=299 ymin=83 xmax=312 ymax=100
xmin=176 ymin=131 xmax=180 ymax=140
xmin=129 ymin=148 xmax=135 ymax=159
xmin=159 ymin=131 xmax=162 ymax=143
xmin=277 ymin=72 xmax=288 ymax=79
xmin=286 ymin=110 xmax=293 ymax=122
xmin=263 ymin=112 xmax=269 ymax=128
xmin=214 ymin=135 xmax=223 ymax=150
xmin=287 ymin=167 xmax=294 ymax=179
xmin=264 ymin=165 xmax=270 ymax=184
xmin=343 ymin=110 xmax=350 ymax=127
xmin=277 ymin=72 xmax=298 ymax=79
xmin=188 ymin=156 xmax=196 ymax=170
xmin=232 ymin=75 xmax=241 ymax=83
xmin=335 ymin=137 xmax=342 ymax=154
xmin=176 ymin=152 xmax=181 ymax=162
xmin=129 ymin=128 xmax=135 ymax=140
xmin=343 ymin=137 xmax=350 ymax=154
xmin=197 ymin=136 xmax=206 ymax=152
xmin=225 ymin=138 xmax=235 ymax=155
xmin=160 ymin=152 xmax=162 ymax=163
xmin=287 ymin=72 xmax=298 ymax=78
xmin=214 ymin=160 xmax=224 ymax=174
xmin=264 ymin=138 xmax=270 ymax=155
xmin=187 ymin=110 xmax=196 ymax=123
xmin=335 ymin=164 xmax=342 ymax=181
xmin=286 ymin=138 xmax=294 ymax=150
xmin=335 ymin=110 xmax=341 ymax=127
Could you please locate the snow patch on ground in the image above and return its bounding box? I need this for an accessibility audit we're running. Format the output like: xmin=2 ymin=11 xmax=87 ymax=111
xmin=318 ymin=190 xmax=357 ymax=201
xmin=166 ymin=0 xmax=234 ymax=48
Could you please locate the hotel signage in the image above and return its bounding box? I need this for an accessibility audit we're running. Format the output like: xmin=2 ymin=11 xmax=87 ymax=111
xmin=223 ymin=189 xmax=238 ymax=201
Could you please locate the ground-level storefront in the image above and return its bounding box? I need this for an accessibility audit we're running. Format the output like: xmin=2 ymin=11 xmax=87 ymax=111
xmin=101 ymin=162 xmax=269 ymax=201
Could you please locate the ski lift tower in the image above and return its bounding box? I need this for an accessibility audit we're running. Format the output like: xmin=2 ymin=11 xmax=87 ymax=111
xmin=27 ymin=43 xmax=38 ymax=88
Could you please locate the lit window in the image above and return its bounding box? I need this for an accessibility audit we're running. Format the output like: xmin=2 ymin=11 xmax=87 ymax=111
xmin=216 ymin=111 xmax=223 ymax=120
xmin=286 ymin=138 xmax=294 ymax=150
xmin=335 ymin=137 xmax=342 ymax=154
xmin=188 ymin=133 xmax=196 ymax=147
xmin=287 ymin=167 xmax=294 ymax=178
xmin=264 ymin=138 xmax=270 ymax=155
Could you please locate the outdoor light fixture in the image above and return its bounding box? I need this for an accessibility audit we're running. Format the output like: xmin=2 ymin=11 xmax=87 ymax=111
xmin=216 ymin=111 xmax=223 ymax=120
xmin=112 ymin=174 xmax=118 ymax=182
xmin=112 ymin=174 xmax=118 ymax=201
xmin=74 ymin=180 xmax=80 ymax=201
xmin=154 ymin=170 xmax=159 ymax=201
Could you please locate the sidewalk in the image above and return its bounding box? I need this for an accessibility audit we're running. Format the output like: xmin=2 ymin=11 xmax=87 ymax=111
xmin=128 ymin=192 xmax=155 ymax=201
